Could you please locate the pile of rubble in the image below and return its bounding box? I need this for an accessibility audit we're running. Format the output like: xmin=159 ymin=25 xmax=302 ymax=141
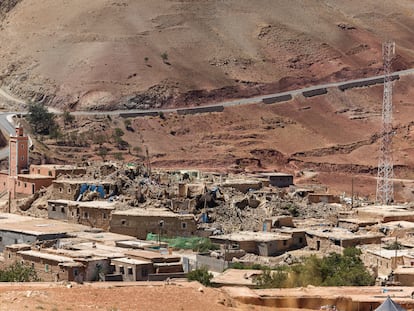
xmin=19 ymin=161 xmax=346 ymax=234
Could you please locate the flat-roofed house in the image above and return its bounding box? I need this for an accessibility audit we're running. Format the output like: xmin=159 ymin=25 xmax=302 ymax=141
xmin=110 ymin=208 xmax=197 ymax=239
xmin=210 ymin=231 xmax=305 ymax=256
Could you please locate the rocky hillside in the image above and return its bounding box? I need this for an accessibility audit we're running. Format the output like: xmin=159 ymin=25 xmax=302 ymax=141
xmin=0 ymin=0 xmax=413 ymax=111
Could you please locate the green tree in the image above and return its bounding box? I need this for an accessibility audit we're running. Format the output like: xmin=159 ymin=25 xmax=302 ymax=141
xmin=26 ymin=102 xmax=57 ymax=135
xmin=255 ymin=268 xmax=288 ymax=289
xmin=253 ymin=248 xmax=374 ymax=288
xmin=0 ymin=261 xmax=40 ymax=282
xmin=187 ymin=267 xmax=213 ymax=286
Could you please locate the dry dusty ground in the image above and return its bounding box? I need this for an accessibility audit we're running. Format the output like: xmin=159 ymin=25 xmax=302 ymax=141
xmin=0 ymin=0 xmax=414 ymax=108
xmin=0 ymin=281 xmax=309 ymax=311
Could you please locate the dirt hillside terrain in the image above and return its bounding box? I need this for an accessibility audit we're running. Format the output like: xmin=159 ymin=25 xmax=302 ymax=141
xmin=0 ymin=1 xmax=413 ymax=201
xmin=0 ymin=0 xmax=413 ymax=109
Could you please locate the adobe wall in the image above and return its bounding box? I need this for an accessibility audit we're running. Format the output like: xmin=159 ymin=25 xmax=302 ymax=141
xmin=48 ymin=201 xmax=68 ymax=220
xmin=52 ymin=182 xmax=80 ymax=200
xmin=0 ymin=230 xmax=37 ymax=252
xmin=110 ymin=214 xmax=197 ymax=239
xmin=67 ymin=205 xmax=112 ymax=230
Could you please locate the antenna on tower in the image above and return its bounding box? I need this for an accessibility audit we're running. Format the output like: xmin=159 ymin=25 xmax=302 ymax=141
xmin=376 ymin=41 xmax=395 ymax=205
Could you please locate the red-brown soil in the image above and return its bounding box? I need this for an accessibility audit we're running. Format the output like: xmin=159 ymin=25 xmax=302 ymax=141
xmin=0 ymin=281 xmax=298 ymax=311
xmin=1 ymin=1 xmax=414 ymax=109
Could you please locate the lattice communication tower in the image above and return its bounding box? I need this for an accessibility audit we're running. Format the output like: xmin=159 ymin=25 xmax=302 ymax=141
xmin=376 ymin=41 xmax=395 ymax=205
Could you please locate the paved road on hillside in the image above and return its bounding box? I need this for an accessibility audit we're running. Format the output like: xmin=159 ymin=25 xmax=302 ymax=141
xmin=68 ymin=67 xmax=414 ymax=116
xmin=0 ymin=68 xmax=414 ymax=159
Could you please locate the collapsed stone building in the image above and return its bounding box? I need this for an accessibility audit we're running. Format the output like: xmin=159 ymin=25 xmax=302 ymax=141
xmin=3 ymin=126 xmax=414 ymax=286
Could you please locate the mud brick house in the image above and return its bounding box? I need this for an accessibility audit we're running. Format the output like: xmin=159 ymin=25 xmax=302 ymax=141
xmin=30 ymin=164 xmax=86 ymax=178
xmin=361 ymin=247 xmax=406 ymax=277
xmin=48 ymin=199 xmax=116 ymax=230
xmin=393 ymin=266 xmax=414 ymax=286
xmin=110 ymin=208 xmax=197 ymax=239
xmin=263 ymin=216 xmax=294 ymax=231
xmin=259 ymin=173 xmax=294 ymax=188
xmin=355 ymin=205 xmax=414 ymax=223
xmin=110 ymin=257 xmax=153 ymax=281
xmin=210 ymin=231 xmax=306 ymax=256
xmin=0 ymin=213 xmax=88 ymax=251
xmin=15 ymin=250 xmax=84 ymax=282
xmin=305 ymin=227 xmax=383 ymax=251
xmin=0 ymin=126 xmax=86 ymax=198
xmin=52 ymin=179 xmax=115 ymax=201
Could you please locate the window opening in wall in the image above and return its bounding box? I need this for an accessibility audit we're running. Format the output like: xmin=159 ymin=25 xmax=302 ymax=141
xmin=37 ymin=169 xmax=40 ymax=174
xmin=103 ymin=213 xmax=107 ymax=219
xmin=127 ymin=267 xmax=133 ymax=275
xmin=59 ymin=187 xmax=63 ymax=193
xmin=21 ymin=156 xmax=24 ymax=161
xmin=121 ymin=219 xmax=127 ymax=226
xmin=76 ymin=208 xmax=80 ymax=216
xmin=31 ymin=263 xmax=34 ymax=269
xmin=283 ymin=240 xmax=287 ymax=246
xmin=181 ymin=222 xmax=187 ymax=229
xmin=61 ymin=207 xmax=65 ymax=213
xmin=299 ymin=237 xmax=303 ymax=244
xmin=18 ymin=182 xmax=21 ymax=186
xmin=68 ymin=188 xmax=71 ymax=194
xmin=45 ymin=264 xmax=49 ymax=272
xmin=120 ymin=266 xmax=124 ymax=274
xmin=84 ymin=212 xmax=89 ymax=219
xmin=24 ymin=183 xmax=27 ymax=188
xmin=52 ymin=205 xmax=56 ymax=212
xmin=48 ymin=171 xmax=52 ymax=176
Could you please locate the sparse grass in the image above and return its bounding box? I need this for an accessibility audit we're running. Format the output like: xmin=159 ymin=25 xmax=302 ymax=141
xmin=35 ymin=306 xmax=45 ymax=310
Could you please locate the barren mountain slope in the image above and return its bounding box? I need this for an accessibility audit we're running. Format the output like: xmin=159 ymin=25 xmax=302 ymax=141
xmin=0 ymin=0 xmax=413 ymax=110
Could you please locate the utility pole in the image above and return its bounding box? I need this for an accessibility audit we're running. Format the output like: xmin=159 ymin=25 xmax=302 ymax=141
xmin=376 ymin=41 xmax=395 ymax=205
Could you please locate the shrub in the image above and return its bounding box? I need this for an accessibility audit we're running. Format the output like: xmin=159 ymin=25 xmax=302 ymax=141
xmin=26 ymin=102 xmax=57 ymax=135
xmin=161 ymin=52 xmax=168 ymax=62
xmin=62 ymin=110 xmax=75 ymax=125
xmin=187 ymin=267 xmax=213 ymax=286
xmin=254 ymin=248 xmax=374 ymax=288
xmin=0 ymin=261 xmax=40 ymax=282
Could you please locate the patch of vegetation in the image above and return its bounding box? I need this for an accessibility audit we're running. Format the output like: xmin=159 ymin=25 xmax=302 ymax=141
xmin=254 ymin=248 xmax=374 ymax=288
xmin=26 ymin=102 xmax=57 ymax=135
xmin=230 ymin=262 xmax=275 ymax=270
xmin=384 ymin=241 xmax=403 ymax=250
xmin=161 ymin=52 xmax=168 ymax=62
xmin=187 ymin=267 xmax=213 ymax=286
xmin=124 ymin=119 xmax=133 ymax=131
xmin=98 ymin=146 xmax=109 ymax=160
xmin=62 ymin=110 xmax=75 ymax=125
xmin=0 ymin=261 xmax=40 ymax=282
xmin=113 ymin=152 xmax=124 ymax=161
xmin=192 ymin=239 xmax=219 ymax=253
xmin=255 ymin=268 xmax=288 ymax=289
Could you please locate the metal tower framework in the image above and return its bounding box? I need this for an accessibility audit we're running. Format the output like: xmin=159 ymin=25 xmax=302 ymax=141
xmin=376 ymin=41 xmax=395 ymax=205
